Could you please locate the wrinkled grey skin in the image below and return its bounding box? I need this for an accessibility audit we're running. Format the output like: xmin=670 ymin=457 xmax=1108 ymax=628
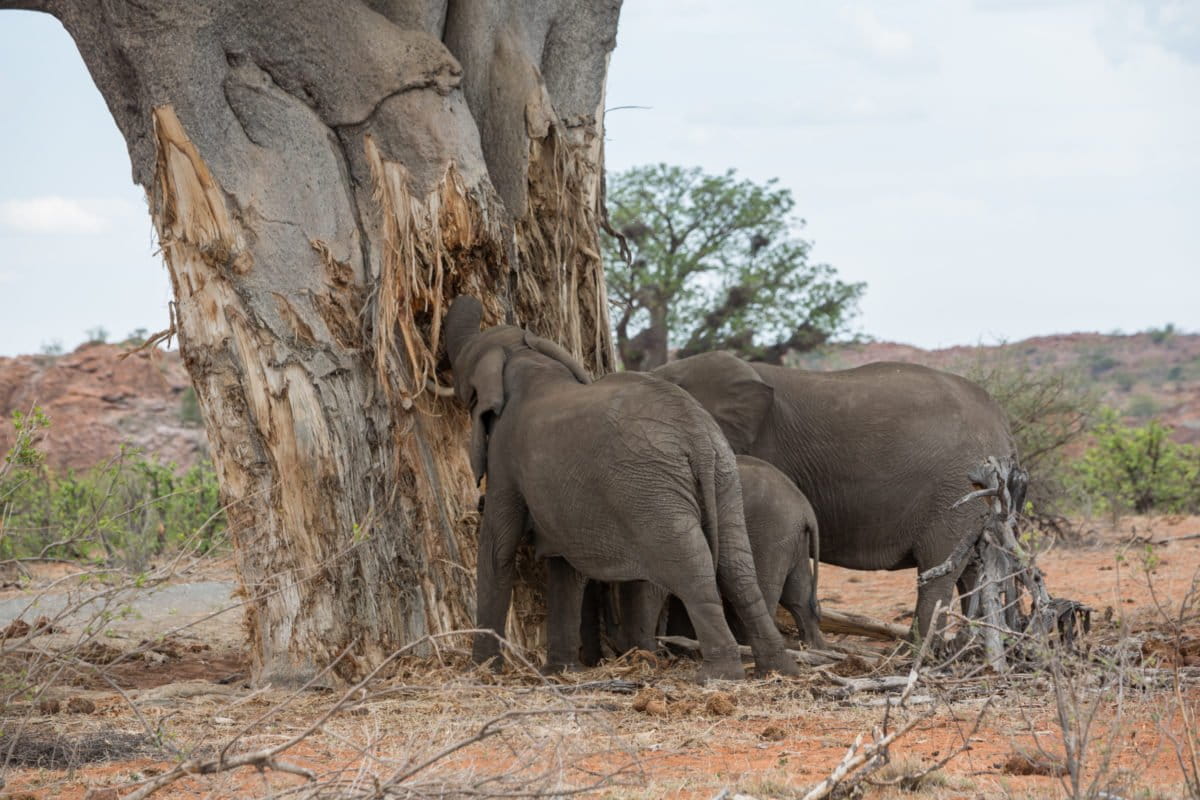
xmin=653 ymin=352 xmax=1019 ymax=639
xmin=444 ymin=297 xmax=799 ymax=680
xmin=613 ymin=455 xmax=826 ymax=653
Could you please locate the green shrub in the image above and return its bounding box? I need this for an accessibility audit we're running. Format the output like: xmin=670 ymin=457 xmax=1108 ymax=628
xmin=1 ymin=408 xmax=225 ymax=569
xmin=1088 ymin=351 xmax=1119 ymax=377
xmin=1071 ymin=409 xmax=1200 ymax=516
xmin=1125 ymin=394 xmax=1159 ymax=419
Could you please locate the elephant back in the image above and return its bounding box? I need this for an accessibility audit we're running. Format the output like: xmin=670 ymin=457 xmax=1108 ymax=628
xmin=653 ymin=351 xmax=775 ymax=454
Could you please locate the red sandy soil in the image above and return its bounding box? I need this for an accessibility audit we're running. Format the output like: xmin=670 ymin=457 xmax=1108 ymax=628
xmin=3 ymin=516 xmax=1198 ymax=800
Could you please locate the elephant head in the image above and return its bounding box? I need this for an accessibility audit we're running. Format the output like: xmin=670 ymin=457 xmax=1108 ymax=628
xmin=653 ymin=351 xmax=774 ymax=454
xmin=443 ymin=295 xmax=592 ymax=484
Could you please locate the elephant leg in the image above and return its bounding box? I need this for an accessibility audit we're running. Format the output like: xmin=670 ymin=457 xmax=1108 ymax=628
xmin=713 ymin=473 xmax=800 ymax=677
xmin=780 ymin=567 xmax=826 ymax=649
xmin=914 ymin=571 xmax=958 ymax=644
xmin=578 ymin=580 xmax=604 ymax=667
xmin=616 ymin=581 xmax=668 ymax=654
xmin=664 ymin=595 xmax=696 ymax=639
xmin=957 ymin=559 xmax=981 ymax=618
xmin=723 ymin=600 xmax=748 ymax=644
xmin=472 ymin=489 xmax=527 ymax=667
xmin=544 ymin=557 xmax=587 ymax=673
xmin=651 ymin=534 xmax=744 ymax=681
xmin=668 ymin=581 xmax=745 ymax=682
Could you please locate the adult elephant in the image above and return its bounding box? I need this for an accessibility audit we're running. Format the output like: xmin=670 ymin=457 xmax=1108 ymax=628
xmin=653 ymin=352 xmax=1020 ymax=639
xmin=443 ymin=298 xmax=798 ymax=680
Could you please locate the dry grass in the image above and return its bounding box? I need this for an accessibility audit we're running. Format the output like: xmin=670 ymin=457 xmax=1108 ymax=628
xmin=3 ymin=519 xmax=1199 ymax=799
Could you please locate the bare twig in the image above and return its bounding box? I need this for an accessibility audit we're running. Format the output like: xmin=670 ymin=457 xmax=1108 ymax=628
xmin=799 ymin=713 xmax=932 ymax=800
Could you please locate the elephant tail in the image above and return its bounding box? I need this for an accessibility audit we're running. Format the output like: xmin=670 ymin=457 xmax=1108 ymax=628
xmin=807 ymin=519 xmax=821 ymax=622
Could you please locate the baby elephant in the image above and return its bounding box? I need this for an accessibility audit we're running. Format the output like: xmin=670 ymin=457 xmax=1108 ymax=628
xmin=443 ymin=297 xmax=798 ymax=681
xmin=615 ymin=455 xmax=825 ymax=653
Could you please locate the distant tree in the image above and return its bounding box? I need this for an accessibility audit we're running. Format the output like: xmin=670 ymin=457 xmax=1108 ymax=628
xmin=1146 ymin=323 xmax=1177 ymax=345
xmin=123 ymin=328 xmax=149 ymax=346
xmin=39 ymin=340 xmax=64 ymax=356
xmin=602 ymin=164 xmax=864 ymax=370
xmin=84 ymin=326 xmax=109 ymax=344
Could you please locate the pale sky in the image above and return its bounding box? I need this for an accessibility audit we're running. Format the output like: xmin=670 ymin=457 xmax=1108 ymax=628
xmin=1 ymin=1 xmax=1197 ymax=356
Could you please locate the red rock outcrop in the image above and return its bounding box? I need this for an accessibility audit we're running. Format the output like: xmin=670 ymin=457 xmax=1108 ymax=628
xmin=0 ymin=343 xmax=207 ymax=472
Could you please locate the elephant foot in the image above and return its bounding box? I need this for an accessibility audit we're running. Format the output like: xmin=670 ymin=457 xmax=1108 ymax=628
xmin=754 ymin=646 xmax=801 ymax=678
xmin=579 ymin=642 xmax=602 ymax=668
xmin=472 ymin=636 xmax=505 ymax=672
xmin=697 ymin=645 xmax=746 ymax=682
xmin=541 ymin=660 xmax=587 ymax=675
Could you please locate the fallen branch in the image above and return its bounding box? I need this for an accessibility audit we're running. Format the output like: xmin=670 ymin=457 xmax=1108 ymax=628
xmin=1137 ymin=532 xmax=1200 ymax=546
xmin=819 ymin=608 xmax=909 ymax=642
xmin=816 ymin=673 xmax=911 ymax=701
xmin=656 ymin=635 xmax=852 ymax=667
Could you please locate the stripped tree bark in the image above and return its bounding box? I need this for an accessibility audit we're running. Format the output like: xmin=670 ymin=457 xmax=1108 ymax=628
xmin=1 ymin=0 xmax=621 ymax=685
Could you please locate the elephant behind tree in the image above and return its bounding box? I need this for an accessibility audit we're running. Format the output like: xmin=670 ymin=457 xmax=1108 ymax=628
xmin=611 ymin=454 xmax=826 ymax=655
xmin=442 ymin=297 xmax=799 ymax=681
xmin=652 ymin=352 xmax=1021 ymax=640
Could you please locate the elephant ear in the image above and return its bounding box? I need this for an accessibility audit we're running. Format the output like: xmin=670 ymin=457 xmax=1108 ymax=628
xmin=463 ymin=347 xmax=507 ymax=485
xmin=522 ymin=332 xmax=592 ymax=384
xmin=654 ymin=351 xmax=773 ymax=453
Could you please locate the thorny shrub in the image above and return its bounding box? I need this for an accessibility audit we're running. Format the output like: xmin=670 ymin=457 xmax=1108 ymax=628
xmin=961 ymin=352 xmax=1098 ymax=537
xmin=1072 ymin=409 xmax=1200 ymax=518
xmin=0 ymin=407 xmax=225 ymax=570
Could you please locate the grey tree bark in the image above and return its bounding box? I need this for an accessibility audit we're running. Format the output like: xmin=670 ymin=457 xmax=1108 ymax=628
xmin=2 ymin=0 xmax=620 ymax=685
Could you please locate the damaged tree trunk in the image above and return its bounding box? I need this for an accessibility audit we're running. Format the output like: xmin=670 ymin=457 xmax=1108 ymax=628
xmin=3 ymin=0 xmax=620 ymax=684
xmin=919 ymin=457 xmax=1091 ymax=670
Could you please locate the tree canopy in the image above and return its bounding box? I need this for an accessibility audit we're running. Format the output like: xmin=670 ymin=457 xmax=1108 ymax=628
xmin=602 ymin=164 xmax=864 ymax=370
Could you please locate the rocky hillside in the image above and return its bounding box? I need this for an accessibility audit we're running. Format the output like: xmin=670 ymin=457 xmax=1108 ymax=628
xmin=0 ymin=343 xmax=207 ymax=472
xmin=795 ymin=331 xmax=1200 ymax=444
xmin=2 ymin=331 xmax=1198 ymax=472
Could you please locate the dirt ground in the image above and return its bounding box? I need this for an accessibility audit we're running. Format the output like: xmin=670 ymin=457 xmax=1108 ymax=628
xmin=1 ymin=515 xmax=1197 ymax=800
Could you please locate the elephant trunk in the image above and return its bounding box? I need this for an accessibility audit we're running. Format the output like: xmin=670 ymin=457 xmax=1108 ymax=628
xmin=444 ymin=295 xmax=483 ymax=366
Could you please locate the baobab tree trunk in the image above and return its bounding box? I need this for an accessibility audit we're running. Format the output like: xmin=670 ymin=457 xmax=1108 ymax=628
xmin=3 ymin=0 xmax=619 ymax=685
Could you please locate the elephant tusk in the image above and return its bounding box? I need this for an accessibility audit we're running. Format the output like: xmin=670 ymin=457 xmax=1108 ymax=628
xmin=425 ymin=378 xmax=456 ymax=398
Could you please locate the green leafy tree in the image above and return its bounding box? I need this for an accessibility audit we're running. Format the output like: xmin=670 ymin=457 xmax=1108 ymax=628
xmin=602 ymin=164 xmax=864 ymax=370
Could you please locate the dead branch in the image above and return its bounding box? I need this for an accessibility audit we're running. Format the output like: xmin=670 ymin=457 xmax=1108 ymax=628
xmin=816 ymin=673 xmax=911 ymax=700
xmin=919 ymin=457 xmax=1091 ymax=671
xmin=118 ymin=302 xmax=177 ymax=360
xmin=867 ymin=697 xmax=994 ymax=790
xmin=656 ymin=635 xmax=852 ymax=667
xmin=798 ymin=713 xmax=931 ymax=800
xmin=819 ymin=608 xmax=909 ymax=641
